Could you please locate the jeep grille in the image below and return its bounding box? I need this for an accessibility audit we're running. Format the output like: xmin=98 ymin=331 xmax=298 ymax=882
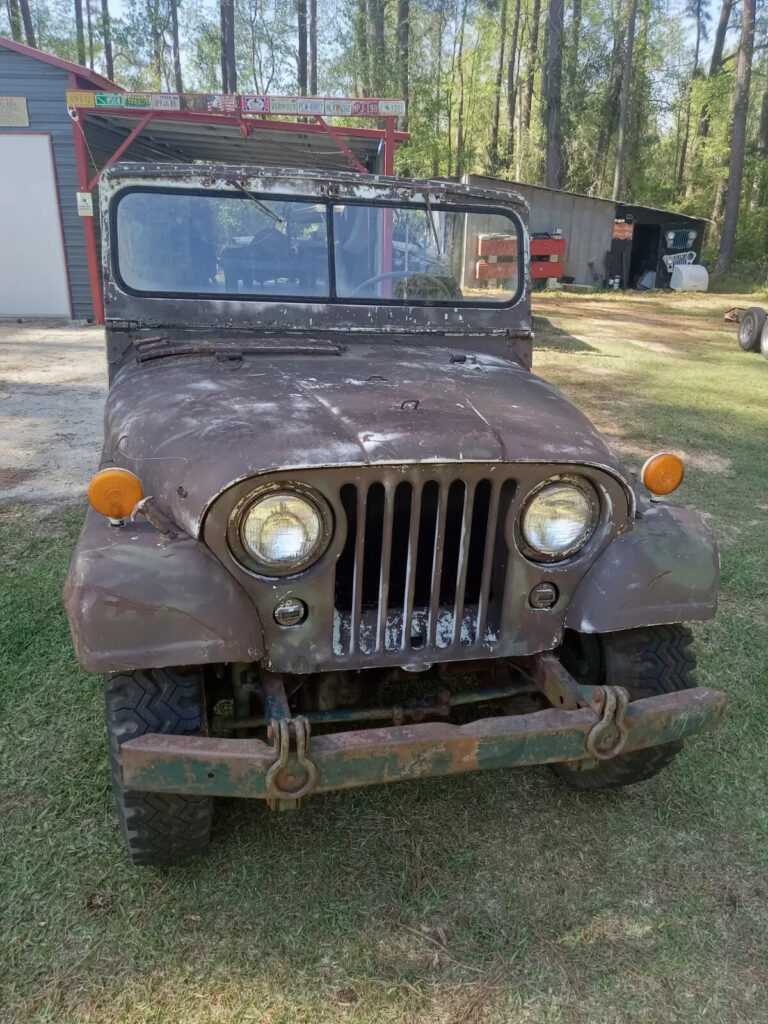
xmin=333 ymin=469 xmax=516 ymax=658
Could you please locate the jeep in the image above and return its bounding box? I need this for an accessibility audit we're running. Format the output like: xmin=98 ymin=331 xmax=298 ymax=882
xmin=64 ymin=165 xmax=726 ymax=865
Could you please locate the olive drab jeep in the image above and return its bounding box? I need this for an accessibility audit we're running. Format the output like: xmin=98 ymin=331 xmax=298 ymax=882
xmin=63 ymin=165 xmax=727 ymax=865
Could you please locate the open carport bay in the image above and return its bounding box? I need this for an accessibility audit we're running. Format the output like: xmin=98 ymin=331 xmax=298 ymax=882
xmin=1 ymin=292 xmax=767 ymax=1024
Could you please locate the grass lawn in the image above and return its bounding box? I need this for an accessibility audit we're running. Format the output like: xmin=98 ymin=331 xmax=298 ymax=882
xmin=1 ymin=292 xmax=767 ymax=1024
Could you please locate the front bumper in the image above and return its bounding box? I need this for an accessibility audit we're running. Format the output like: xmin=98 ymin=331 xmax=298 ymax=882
xmin=121 ymin=686 xmax=727 ymax=800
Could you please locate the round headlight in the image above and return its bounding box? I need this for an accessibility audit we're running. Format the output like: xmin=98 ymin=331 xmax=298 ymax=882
xmin=520 ymin=479 xmax=598 ymax=560
xmin=238 ymin=489 xmax=331 ymax=575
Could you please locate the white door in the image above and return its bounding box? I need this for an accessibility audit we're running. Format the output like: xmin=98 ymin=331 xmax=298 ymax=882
xmin=0 ymin=134 xmax=71 ymax=317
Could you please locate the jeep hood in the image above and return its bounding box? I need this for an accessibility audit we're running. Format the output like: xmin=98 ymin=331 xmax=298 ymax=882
xmin=104 ymin=341 xmax=631 ymax=537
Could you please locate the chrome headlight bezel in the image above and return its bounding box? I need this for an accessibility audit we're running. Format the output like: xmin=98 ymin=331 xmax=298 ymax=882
xmin=517 ymin=474 xmax=600 ymax=563
xmin=227 ymin=482 xmax=334 ymax=578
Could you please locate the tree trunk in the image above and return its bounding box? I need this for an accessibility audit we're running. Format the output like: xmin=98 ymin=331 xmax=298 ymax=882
xmin=758 ymin=78 xmax=768 ymax=207
xmin=296 ymin=0 xmax=308 ymax=94
xmin=696 ymin=0 xmax=733 ymax=141
xmin=86 ymin=0 xmax=95 ymax=68
xmin=354 ymin=0 xmax=370 ymax=96
xmin=432 ymin=6 xmax=446 ymax=176
xmin=148 ymin=0 xmax=164 ymax=89
xmin=490 ymin=0 xmax=507 ymax=171
xmin=612 ymin=0 xmax=639 ymax=200
xmin=505 ymin=0 xmax=521 ymax=163
xmin=220 ymin=0 xmax=237 ymax=92
xmin=677 ymin=1 xmax=701 ymax=186
xmin=170 ymin=0 xmax=183 ymax=91
xmin=522 ymin=0 xmax=541 ymax=131
xmin=7 ymin=0 xmax=23 ymax=42
xmin=74 ymin=0 xmax=87 ymax=65
xmin=397 ymin=0 xmax=409 ymax=130
xmin=368 ymin=0 xmax=386 ymax=95
xmin=17 ymin=0 xmax=35 ymax=46
xmin=309 ymin=0 xmax=317 ymax=94
xmin=715 ymin=0 xmax=755 ymax=273
xmin=566 ymin=0 xmax=581 ymax=95
xmin=455 ymin=0 xmax=469 ymax=177
xmin=101 ymin=0 xmax=114 ymax=80
xmin=542 ymin=0 xmax=564 ymax=188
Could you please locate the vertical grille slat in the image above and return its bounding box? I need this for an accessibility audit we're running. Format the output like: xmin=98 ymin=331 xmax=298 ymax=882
xmin=333 ymin=467 xmax=512 ymax=661
xmin=427 ymin=482 xmax=449 ymax=649
xmin=476 ymin=480 xmax=501 ymax=643
xmin=451 ymin=480 xmax=476 ymax=646
xmin=402 ymin=480 xmax=423 ymax=651
xmin=376 ymin=484 xmax=395 ymax=652
xmin=349 ymin=484 xmax=367 ymax=654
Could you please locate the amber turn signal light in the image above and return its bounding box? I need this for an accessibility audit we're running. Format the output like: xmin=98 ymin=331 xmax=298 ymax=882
xmin=88 ymin=468 xmax=144 ymax=519
xmin=641 ymin=453 xmax=685 ymax=496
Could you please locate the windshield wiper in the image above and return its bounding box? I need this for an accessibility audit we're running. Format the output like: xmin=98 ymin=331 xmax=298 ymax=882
xmin=234 ymin=183 xmax=285 ymax=226
xmin=422 ymin=192 xmax=442 ymax=256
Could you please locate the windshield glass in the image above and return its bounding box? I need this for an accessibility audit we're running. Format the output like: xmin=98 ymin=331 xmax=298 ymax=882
xmin=115 ymin=190 xmax=521 ymax=306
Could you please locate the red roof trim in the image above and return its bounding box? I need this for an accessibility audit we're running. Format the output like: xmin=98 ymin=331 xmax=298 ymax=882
xmin=0 ymin=36 xmax=121 ymax=91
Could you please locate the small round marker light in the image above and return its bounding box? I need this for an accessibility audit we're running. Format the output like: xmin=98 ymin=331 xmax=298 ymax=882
xmin=88 ymin=468 xmax=143 ymax=520
xmin=529 ymin=582 xmax=559 ymax=609
xmin=273 ymin=597 xmax=307 ymax=627
xmin=641 ymin=453 xmax=685 ymax=496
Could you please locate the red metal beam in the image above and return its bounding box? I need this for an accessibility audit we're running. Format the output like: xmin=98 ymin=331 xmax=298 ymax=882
xmin=312 ymin=115 xmax=368 ymax=173
xmin=69 ymin=75 xmax=105 ymax=325
xmin=73 ymin=103 xmax=410 ymax=143
xmin=87 ymin=111 xmax=154 ymax=191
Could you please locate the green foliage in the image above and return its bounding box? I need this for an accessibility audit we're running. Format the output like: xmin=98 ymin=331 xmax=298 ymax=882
xmin=0 ymin=0 xmax=766 ymax=276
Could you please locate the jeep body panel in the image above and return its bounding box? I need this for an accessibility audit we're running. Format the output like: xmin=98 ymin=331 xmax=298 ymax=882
xmin=103 ymin=341 xmax=632 ymax=539
xmin=566 ymin=500 xmax=719 ymax=632
xmin=63 ymin=508 xmax=264 ymax=672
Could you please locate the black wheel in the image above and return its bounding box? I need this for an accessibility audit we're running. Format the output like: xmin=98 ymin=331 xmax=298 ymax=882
xmin=760 ymin=320 xmax=768 ymax=360
xmin=738 ymin=306 xmax=766 ymax=351
xmin=552 ymin=625 xmax=697 ymax=791
xmin=105 ymin=668 xmax=213 ymax=866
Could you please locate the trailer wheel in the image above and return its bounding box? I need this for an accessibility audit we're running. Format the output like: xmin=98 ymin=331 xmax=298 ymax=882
xmin=760 ymin=320 xmax=768 ymax=360
xmin=551 ymin=625 xmax=697 ymax=791
xmin=105 ymin=668 xmax=213 ymax=866
xmin=738 ymin=306 xmax=766 ymax=351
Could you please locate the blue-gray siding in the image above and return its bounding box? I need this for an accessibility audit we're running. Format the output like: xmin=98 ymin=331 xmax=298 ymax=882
xmin=0 ymin=49 xmax=93 ymax=318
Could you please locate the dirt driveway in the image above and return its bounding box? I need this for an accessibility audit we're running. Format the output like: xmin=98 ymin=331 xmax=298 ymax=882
xmin=0 ymin=320 xmax=106 ymax=509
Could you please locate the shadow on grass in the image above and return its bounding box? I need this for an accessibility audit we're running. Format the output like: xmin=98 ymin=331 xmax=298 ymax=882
xmin=532 ymin=314 xmax=598 ymax=353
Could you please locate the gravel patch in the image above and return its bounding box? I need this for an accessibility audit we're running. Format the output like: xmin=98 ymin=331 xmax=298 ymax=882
xmin=0 ymin=320 xmax=106 ymax=509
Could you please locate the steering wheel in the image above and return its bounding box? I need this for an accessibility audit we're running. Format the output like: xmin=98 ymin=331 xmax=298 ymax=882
xmin=350 ymin=270 xmax=415 ymax=297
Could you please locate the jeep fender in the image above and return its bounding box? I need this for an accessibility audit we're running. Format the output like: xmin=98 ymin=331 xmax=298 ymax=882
xmin=565 ymin=502 xmax=718 ymax=633
xmin=64 ymin=509 xmax=264 ymax=672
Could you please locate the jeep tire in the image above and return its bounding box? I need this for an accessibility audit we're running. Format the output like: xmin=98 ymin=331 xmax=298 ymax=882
xmin=552 ymin=625 xmax=697 ymax=791
xmin=105 ymin=668 xmax=213 ymax=865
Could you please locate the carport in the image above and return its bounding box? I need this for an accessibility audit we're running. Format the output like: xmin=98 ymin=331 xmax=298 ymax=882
xmin=68 ymin=95 xmax=408 ymax=323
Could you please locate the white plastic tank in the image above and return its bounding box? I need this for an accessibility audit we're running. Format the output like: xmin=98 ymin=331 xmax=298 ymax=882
xmin=670 ymin=264 xmax=709 ymax=292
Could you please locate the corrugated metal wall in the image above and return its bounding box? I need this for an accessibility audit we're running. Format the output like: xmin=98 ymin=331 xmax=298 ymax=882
xmin=0 ymin=49 xmax=92 ymax=318
xmin=466 ymin=176 xmax=617 ymax=287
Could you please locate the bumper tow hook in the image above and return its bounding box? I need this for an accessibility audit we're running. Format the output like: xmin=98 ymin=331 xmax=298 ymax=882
xmin=586 ymin=686 xmax=629 ymax=760
xmin=265 ymin=716 xmax=318 ymax=810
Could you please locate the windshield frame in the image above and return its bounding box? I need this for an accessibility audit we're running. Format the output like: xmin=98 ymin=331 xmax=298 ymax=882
xmin=111 ymin=187 xmax=525 ymax=310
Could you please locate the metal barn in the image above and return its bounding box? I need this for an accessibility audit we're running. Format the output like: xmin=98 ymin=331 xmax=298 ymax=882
xmin=464 ymin=175 xmax=707 ymax=290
